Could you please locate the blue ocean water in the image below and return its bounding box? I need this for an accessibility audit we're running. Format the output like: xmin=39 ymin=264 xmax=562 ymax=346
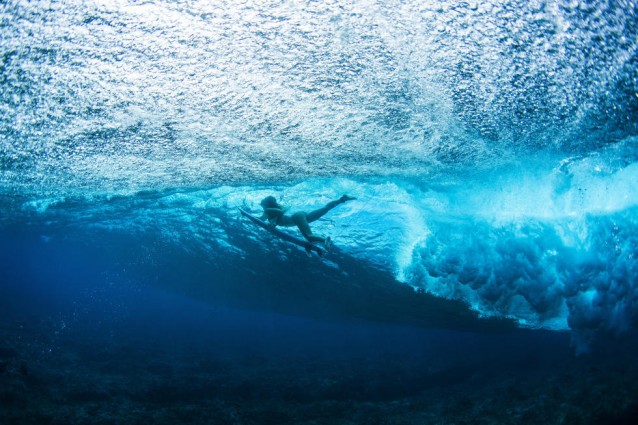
xmin=1 ymin=0 xmax=638 ymax=423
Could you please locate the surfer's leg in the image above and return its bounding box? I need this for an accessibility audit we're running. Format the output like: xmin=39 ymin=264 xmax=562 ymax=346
xmin=306 ymin=195 xmax=356 ymax=223
xmin=292 ymin=212 xmax=325 ymax=243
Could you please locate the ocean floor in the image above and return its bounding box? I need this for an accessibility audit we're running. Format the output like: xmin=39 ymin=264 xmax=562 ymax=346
xmin=2 ymin=303 xmax=637 ymax=425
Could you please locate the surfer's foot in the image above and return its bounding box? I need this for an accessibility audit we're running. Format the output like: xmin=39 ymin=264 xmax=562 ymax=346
xmin=340 ymin=195 xmax=356 ymax=203
xmin=324 ymin=236 xmax=333 ymax=251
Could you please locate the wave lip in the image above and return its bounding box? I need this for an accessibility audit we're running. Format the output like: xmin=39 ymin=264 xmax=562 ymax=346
xmin=403 ymin=206 xmax=638 ymax=352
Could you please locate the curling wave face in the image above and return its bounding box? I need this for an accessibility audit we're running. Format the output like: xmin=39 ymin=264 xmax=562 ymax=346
xmin=9 ymin=147 xmax=638 ymax=352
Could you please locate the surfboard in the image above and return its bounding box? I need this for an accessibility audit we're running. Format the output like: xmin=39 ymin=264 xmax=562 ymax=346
xmin=239 ymin=208 xmax=327 ymax=256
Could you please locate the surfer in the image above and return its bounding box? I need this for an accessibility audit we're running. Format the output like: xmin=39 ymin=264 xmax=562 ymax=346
xmin=259 ymin=195 xmax=356 ymax=249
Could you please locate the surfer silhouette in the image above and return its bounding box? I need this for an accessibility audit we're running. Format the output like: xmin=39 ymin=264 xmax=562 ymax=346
xmin=259 ymin=195 xmax=356 ymax=249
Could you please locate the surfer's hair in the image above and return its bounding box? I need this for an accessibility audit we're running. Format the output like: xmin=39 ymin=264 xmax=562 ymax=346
xmin=260 ymin=196 xmax=279 ymax=208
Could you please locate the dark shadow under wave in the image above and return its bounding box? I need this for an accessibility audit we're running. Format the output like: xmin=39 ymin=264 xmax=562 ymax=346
xmin=1 ymin=217 xmax=519 ymax=333
xmin=192 ymin=237 xmax=520 ymax=333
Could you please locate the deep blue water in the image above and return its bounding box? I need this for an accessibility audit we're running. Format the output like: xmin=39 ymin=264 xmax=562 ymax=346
xmin=2 ymin=0 xmax=638 ymax=423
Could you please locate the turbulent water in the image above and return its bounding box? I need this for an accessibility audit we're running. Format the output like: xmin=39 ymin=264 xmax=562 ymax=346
xmin=2 ymin=0 xmax=638 ymax=423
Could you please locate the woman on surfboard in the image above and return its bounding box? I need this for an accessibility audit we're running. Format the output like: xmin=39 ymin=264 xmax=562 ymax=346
xmin=259 ymin=195 xmax=356 ymax=249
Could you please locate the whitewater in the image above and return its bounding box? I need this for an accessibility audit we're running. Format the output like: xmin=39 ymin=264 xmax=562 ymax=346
xmin=2 ymin=0 xmax=637 ymax=354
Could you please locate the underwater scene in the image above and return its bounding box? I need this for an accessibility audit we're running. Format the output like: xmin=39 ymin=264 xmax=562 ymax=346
xmin=2 ymin=0 xmax=638 ymax=424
